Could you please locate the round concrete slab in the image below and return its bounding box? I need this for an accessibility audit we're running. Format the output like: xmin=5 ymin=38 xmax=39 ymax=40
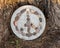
xmin=11 ymin=5 xmax=46 ymax=40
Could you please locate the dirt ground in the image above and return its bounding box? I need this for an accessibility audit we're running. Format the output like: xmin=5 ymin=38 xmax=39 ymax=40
xmin=0 ymin=1 xmax=60 ymax=48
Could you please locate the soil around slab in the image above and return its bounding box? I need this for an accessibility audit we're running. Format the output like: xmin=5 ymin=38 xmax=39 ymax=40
xmin=0 ymin=0 xmax=60 ymax=48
